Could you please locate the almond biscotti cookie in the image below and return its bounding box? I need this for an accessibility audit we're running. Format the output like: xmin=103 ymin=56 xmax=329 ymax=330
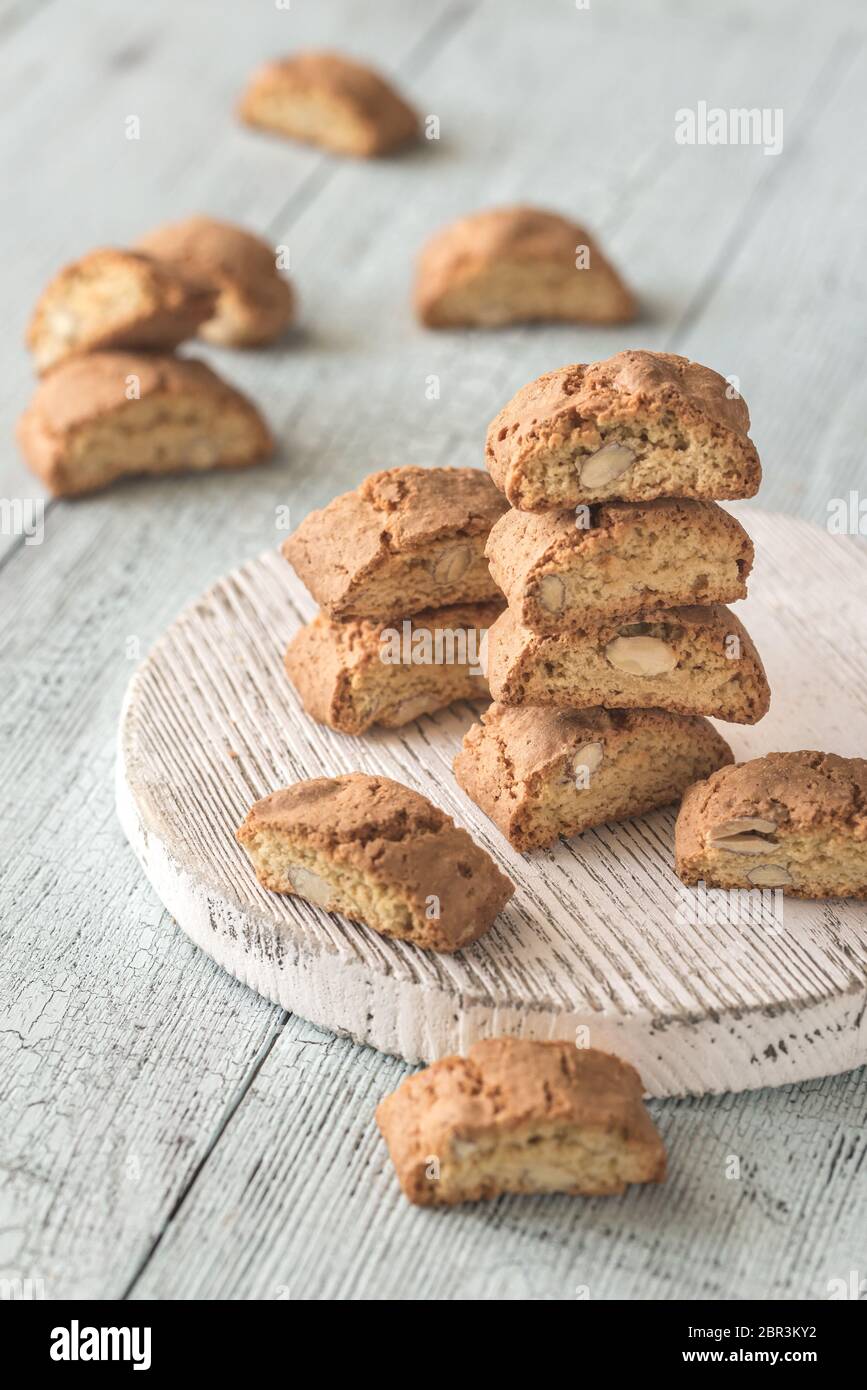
xmin=675 ymin=752 xmax=867 ymax=897
xmin=486 ymin=351 xmax=760 ymax=510
xmin=238 ymin=50 xmax=418 ymax=157
xmin=26 ymin=248 xmax=215 ymax=374
xmin=138 ymin=216 xmax=295 ymax=347
xmin=285 ymin=601 xmax=502 ymax=735
xmin=376 ymin=1039 xmax=666 ymax=1205
xmin=236 ymin=774 xmax=514 ymax=952
xmin=415 ymin=206 xmax=636 ymax=328
xmin=283 ymin=467 xmax=508 ymax=621
xmin=487 ymin=604 xmax=770 ymax=725
xmin=455 ymin=704 xmax=733 ymax=851
xmin=486 ymin=498 xmax=753 ymax=635
xmin=17 ymin=351 xmax=273 ymax=497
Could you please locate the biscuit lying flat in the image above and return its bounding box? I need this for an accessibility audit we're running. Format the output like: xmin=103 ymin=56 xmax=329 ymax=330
xmin=676 ymin=751 xmax=867 ymax=898
xmin=26 ymin=248 xmax=215 ymax=374
xmin=239 ymin=50 xmax=418 ymax=157
xmin=17 ymin=352 xmax=273 ymax=497
xmin=236 ymin=774 xmax=513 ymax=952
xmin=138 ymin=216 xmax=294 ymax=347
xmin=376 ymin=1039 xmax=666 ymax=1205
xmin=415 ymin=206 xmax=636 ymax=328
xmin=283 ymin=467 xmax=508 ymax=621
xmin=285 ymin=601 xmax=502 ymax=735
xmin=487 ymin=604 xmax=770 ymax=725
xmin=486 ymin=499 xmax=753 ymax=635
xmin=486 ymin=351 xmax=760 ymax=511
xmin=455 ymin=704 xmax=732 ymax=851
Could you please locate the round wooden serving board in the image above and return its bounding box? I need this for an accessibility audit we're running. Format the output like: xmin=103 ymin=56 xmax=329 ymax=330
xmin=116 ymin=510 xmax=867 ymax=1097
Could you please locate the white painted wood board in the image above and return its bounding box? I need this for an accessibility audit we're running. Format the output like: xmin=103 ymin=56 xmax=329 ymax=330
xmin=118 ymin=510 xmax=867 ymax=1097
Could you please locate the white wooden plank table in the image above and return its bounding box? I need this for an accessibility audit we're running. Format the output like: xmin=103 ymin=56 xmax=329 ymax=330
xmin=1 ymin=0 xmax=866 ymax=1301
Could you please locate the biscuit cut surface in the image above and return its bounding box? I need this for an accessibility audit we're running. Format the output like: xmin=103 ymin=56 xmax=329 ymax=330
xmin=487 ymin=603 xmax=770 ymax=725
xmin=415 ymin=206 xmax=636 ymax=328
xmin=376 ymin=1039 xmax=666 ymax=1205
xmin=285 ymin=601 xmax=502 ymax=735
xmin=236 ymin=773 xmax=514 ymax=952
xmin=455 ymin=704 xmax=733 ymax=851
xmin=486 ymin=351 xmax=761 ymax=510
xmin=486 ymin=498 xmax=753 ymax=634
xmin=26 ymin=248 xmax=215 ymax=373
xmin=283 ymin=466 xmax=508 ymax=620
xmin=238 ymin=50 xmax=418 ymax=156
xmin=675 ymin=751 xmax=867 ymax=898
xmin=17 ymin=351 xmax=273 ymax=497
xmin=138 ymin=216 xmax=295 ymax=346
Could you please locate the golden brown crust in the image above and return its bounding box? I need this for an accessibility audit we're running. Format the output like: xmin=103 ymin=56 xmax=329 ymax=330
xmin=284 ymin=601 xmax=502 ymax=735
xmin=236 ymin=773 xmax=514 ymax=952
xmin=238 ymin=50 xmax=418 ymax=157
xmin=282 ymin=467 xmax=508 ymax=620
xmin=454 ymin=703 xmax=733 ymax=850
xmin=486 ymin=603 xmax=770 ymax=725
xmin=485 ymin=351 xmax=760 ymax=509
xmin=376 ymin=1039 xmax=666 ymax=1205
xmin=486 ymin=498 xmax=754 ymax=633
xmin=675 ymin=751 xmax=867 ymax=898
xmin=16 ymin=351 xmax=273 ymax=497
xmin=415 ymin=206 xmax=636 ymax=327
xmin=26 ymin=248 xmax=216 ymax=373
xmin=137 ymin=216 xmax=295 ymax=346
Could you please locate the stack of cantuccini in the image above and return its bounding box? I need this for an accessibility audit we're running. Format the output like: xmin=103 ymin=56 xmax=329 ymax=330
xmin=281 ymin=466 xmax=509 ymax=735
xmin=454 ymin=350 xmax=770 ymax=851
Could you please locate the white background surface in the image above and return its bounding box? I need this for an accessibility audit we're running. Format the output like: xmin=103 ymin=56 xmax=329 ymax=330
xmin=2 ymin=0 xmax=866 ymax=1300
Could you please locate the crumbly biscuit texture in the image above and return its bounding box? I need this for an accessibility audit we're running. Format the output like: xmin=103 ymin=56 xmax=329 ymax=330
xmin=455 ymin=703 xmax=733 ymax=850
xmin=17 ymin=351 xmax=273 ymax=497
xmin=487 ymin=603 xmax=770 ymax=725
xmin=26 ymin=248 xmax=215 ymax=373
xmin=415 ymin=206 xmax=636 ymax=328
xmin=283 ymin=467 xmax=508 ymax=620
xmin=675 ymin=751 xmax=867 ymax=898
xmin=486 ymin=498 xmax=753 ymax=634
xmin=285 ymin=601 xmax=501 ymax=735
xmin=138 ymin=216 xmax=295 ymax=346
xmin=486 ymin=351 xmax=760 ymax=510
xmin=236 ymin=773 xmax=514 ymax=952
xmin=239 ymin=50 xmax=418 ymax=157
xmin=376 ymin=1039 xmax=666 ymax=1205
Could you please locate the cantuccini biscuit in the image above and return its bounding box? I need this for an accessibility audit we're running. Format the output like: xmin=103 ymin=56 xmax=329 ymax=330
xmin=486 ymin=351 xmax=760 ymax=511
xmin=138 ymin=216 xmax=295 ymax=347
xmin=455 ymin=704 xmax=733 ymax=851
xmin=26 ymin=248 xmax=215 ymax=374
xmin=283 ymin=467 xmax=508 ymax=621
xmin=236 ymin=774 xmax=514 ymax=952
xmin=487 ymin=603 xmax=770 ymax=725
xmin=17 ymin=351 xmax=273 ymax=497
xmin=414 ymin=206 xmax=636 ymax=328
xmin=376 ymin=1039 xmax=666 ymax=1205
xmin=486 ymin=498 xmax=753 ymax=634
xmin=238 ymin=50 xmax=418 ymax=157
xmin=285 ymin=601 xmax=502 ymax=735
xmin=675 ymin=751 xmax=867 ymax=898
